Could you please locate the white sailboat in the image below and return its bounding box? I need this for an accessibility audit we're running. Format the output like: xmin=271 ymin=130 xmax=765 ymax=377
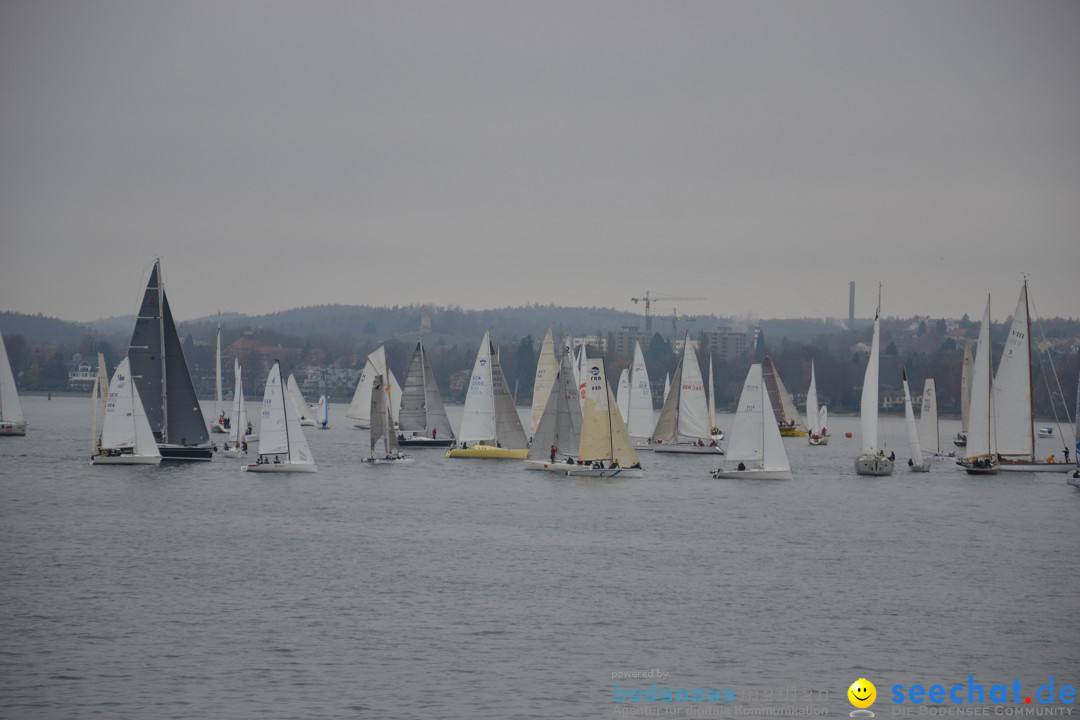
xmin=244 ymin=362 xmax=316 ymax=472
xmin=855 ymin=292 xmax=894 ymax=476
xmin=1 ymin=327 xmax=28 ymax=436
xmin=210 ymin=321 xmax=228 ymax=433
xmin=707 ymin=354 xmax=723 ymax=441
xmin=762 ymin=355 xmax=807 ymax=436
xmin=316 ymin=394 xmax=330 ymax=429
xmin=92 ymin=357 xmax=162 ymax=465
xmin=222 ymin=360 xmax=255 ymax=458
xmin=650 ymin=333 xmax=722 ymax=454
xmin=286 ymin=373 xmax=316 ymax=427
xmin=346 ymin=346 xmax=401 ymax=429
xmin=902 ymin=368 xmax=930 ymax=472
xmin=90 ymin=353 xmax=108 ymax=456
xmin=397 ymin=340 xmax=455 ymax=447
xmin=565 ymin=357 xmax=642 ymax=477
xmin=806 ymin=360 xmax=828 ymax=446
xmin=993 ymin=280 xmax=1071 ymax=472
xmin=710 ymin=363 xmax=792 ymax=480
xmin=957 ymin=297 xmax=998 ymax=475
xmin=626 ymin=340 xmax=655 ymax=443
xmin=364 ymin=374 xmax=412 ymax=463
xmin=524 ymin=343 xmax=583 ymax=472
xmin=918 ymin=378 xmax=951 ymax=460
xmin=954 ymin=341 xmax=974 ymax=448
xmin=446 ymin=332 xmax=530 ymax=459
xmin=530 ymin=329 xmax=558 ymax=438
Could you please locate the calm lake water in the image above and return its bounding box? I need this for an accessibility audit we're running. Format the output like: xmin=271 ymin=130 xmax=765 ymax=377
xmin=2 ymin=395 xmax=1078 ymax=719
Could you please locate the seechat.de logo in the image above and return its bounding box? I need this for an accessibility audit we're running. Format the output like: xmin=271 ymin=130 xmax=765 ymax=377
xmin=848 ymin=678 xmax=876 ymax=717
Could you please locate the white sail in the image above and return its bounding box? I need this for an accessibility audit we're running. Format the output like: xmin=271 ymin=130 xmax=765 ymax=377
xmin=902 ymin=369 xmax=925 ymax=463
xmin=627 ymin=340 xmax=654 ymax=440
xmin=316 ymin=394 xmax=330 ymax=428
xmin=676 ymin=334 xmax=712 ymax=441
xmin=616 ymin=368 xmax=630 ymax=425
xmin=530 ymin=329 xmax=558 ymax=436
xmin=806 ymin=361 xmax=821 ymax=436
xmin=0 ymin=328 xmax=26 ymax=428
xmin=398 ymin=340 xmax=454 ymax=440
xmin=607 ymin=382 xmax=639 ymax=469
xmin=663 ymin=373 xmax=671 ymax=404
xmin=577 ymin=357 xmax=639 ymax=468
xmin=965 ymin=297 xmax=995 ymax=461
xmin=347 ymin=346 xmax=401 ymax=427
xmin=90 ymin=353 xmax=108 ymax=455
xmin=918 ymin=378 xmax=939 ymax=454
xmin=859 ymin=309 xmax=883 ymax=454
xmin=369 ymin=374 xmax=400 ymax=456
xmin=259 ymin=363 xmax=315 ymax=467
xmin=228 ymin=360 xmax=247 ymax=444
xmin=762 ymin=355 xmax=806 ymax=432
xmin=99 ymin=357 xmax=160 ymax=459
xmin=707 ymin=354 xmax=716 ymax=434
xmin=993 ymin=281 xmax=1034 ymax=460
xmin=960 ymin=340 xmax=974 ymax=434
xmin=459 ymin=332 xmax=497 ymax=443
xmin=286 ymin=374 xmax=312 ymax=425
xmin=576 ymin=342 xmax=589 ymax=411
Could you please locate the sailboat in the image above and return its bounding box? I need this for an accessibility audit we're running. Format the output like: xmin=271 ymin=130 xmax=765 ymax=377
xmin=626 ymin=340 xmax=655 ymax=443
xmin=992 ymin=280 xmax=1071 ymax=472
xmin=397 ymin=340 xmax=455 ymax=447
xmin=650 ymin=333 xmax=722 ymax=454
xmin=707 ymin=355 xmax=724 ymax=442
xmin=286 ymin=374 xmax=316 ymax=426
xmin=364 ymin=374 xmax=412 ymax=463
xmin=210 ymin=321 xmax=228 ymax=433
xmin=525 ymin=343 xmax=584 ymax=472
xmin=222 ymin=360 xmax=255 ymax=458
xmin=445 ymin=332 xmax=529 ymax=459
xmin=918 ymin=379 xmax=951 ymax=460
xmin=902 ymin=369 xmax=930 ymax=472
xmin=954 ymin=341 xmax=974 ymax=447
xmin=710 ymin=363 xmax=792 ymax=480
xmin=530 ymin=329 xmax=558 ymax=438
xmin=243 ymin=362 xmax=316 ymax=473
xmin=761 ymin=356 xmax=807 ymax=437
xmin=957 ymin=297 xmax=998 ymax=474
xmin=855 ymin=292 xmax=894 ymax=476
xmin=0 ymin=328 xmax=28 ymax=436
xmin=126 ymin=260 xmax=212 ymax=460
xmin=346 ymin=346 xmax=401 ymax=429
xmin=92 ymin=357 xmax=162 ymax=465
xmin=90 ymin=353 xmax=108 ymax=456
xmin=806 ymin=360 xmax=828 ymax=446
xmin=565 ymin=357 xmax=642 ymax=477
xmin=315 ymin=395 xmax=330 ymax=429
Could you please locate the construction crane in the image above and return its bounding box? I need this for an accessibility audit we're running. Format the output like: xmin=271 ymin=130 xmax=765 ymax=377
xmin=631 ymin=291 xmax=707 ymax=338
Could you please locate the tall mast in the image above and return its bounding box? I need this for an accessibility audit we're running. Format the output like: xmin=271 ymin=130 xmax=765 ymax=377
xmin=157 ymin=259 xmax=168 ymax=442
xmin=1023 ymin=277 xmax=1034 ymax=460
xmin=279 ymin=362 xmax=291 ymax=457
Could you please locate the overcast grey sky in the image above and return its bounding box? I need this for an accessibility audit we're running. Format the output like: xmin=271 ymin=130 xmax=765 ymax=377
xmin=1 ymin=1 xmax=1078 ymax=325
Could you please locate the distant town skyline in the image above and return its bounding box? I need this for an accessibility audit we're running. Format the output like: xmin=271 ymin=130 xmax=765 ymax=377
xmin=2 ymin=1 xmax=1078 ymax=324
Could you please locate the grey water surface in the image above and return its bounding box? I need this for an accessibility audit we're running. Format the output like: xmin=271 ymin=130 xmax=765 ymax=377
xmin=2 ymin=396 xmax=1077 ymax=719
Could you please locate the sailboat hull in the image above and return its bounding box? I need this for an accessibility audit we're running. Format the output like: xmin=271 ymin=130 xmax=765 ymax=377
xmin=91 ymin=454 xmax=162 ymax=465
xmin=242 ymin=462 xmax=317 ymax=473
xmin=565 ymin=466 xmax=643 ymax=478
xmin=221 ymin=448 xmax=247 ymax=458
xmin=779 ymin=427 xmax=807 ymax=437
xmin=159 ymin=445 xmax=214 ymax=461
xmin=855 ymin=454 xmax=894 ymax=476
xmin=1 ymin=421 xmax=27 ymax=436
xmin=996 ymin=460 xmax=1072 ymax=473
xmin=210 ymin=422 xmax=228 ymax=434
xmin=445 ymin=445 xmax=528 ymax=459
xmin=908 ymin=462 xmax=931 ymax=473
xmin=652 ymin=444 xmax=723 ymax=455
xmin=808 ymin=434 xmax=829 ymax=446
xmin=398 ymin=435 xmax=454 ymax=448
xmin=710 ymin=468 xmax=792 ymax=480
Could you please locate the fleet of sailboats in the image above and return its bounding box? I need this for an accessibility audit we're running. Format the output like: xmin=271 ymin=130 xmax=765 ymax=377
xmin=710 ymin=363 xmax=791 ymax=480
xmin=243 ymin=362 xmax=317 ymax=473
xmin=854 ymin=293 xmax=894 ymax=476
xmin=1 ymin=327 xmax=28 ymax=436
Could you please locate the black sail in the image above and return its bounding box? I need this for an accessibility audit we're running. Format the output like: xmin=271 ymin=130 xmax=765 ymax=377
xmin=127 ymin=262 xmax=209 ymax=447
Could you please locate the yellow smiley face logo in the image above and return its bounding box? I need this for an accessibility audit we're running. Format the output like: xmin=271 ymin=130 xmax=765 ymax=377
xmin=848 ymin=678 xmax=876 ymax=708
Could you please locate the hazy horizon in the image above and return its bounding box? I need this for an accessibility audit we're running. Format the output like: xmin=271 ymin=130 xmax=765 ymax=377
xmin=2 ymin=1 xmax=1078 ymax=324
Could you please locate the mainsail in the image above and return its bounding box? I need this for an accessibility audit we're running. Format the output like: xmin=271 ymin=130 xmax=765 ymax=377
xmin=398 ymin=340 xmax=454 ymax=440
xmin=529 ymin=329 xmax=558 ymax=436
xmin=761 ymin=355 xmax=806 ymax=432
